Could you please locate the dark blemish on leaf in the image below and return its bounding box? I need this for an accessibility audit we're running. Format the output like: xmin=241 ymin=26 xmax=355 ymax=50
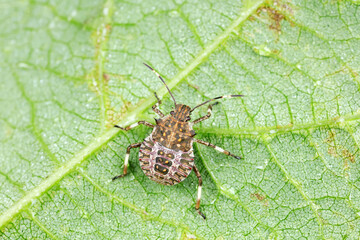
xmin=251 ymin=193 xmax=269 ymax=207
xmin=251 ymin=193 xmax=265 ymax=201
xmin=256 ymin=0 xmax=295 ymax=34
xmin=325 ymin=130 xmax=339 ymax=158
xmin=324 ymin=130 xmax=336 ymax=144
xmin=259 ymin=6 xmax=285 ymax=33
xmin=342 ymin=149 xmax=355 ymax=163
xmin=103 ymin=73 xmax=110 ymax=82
xmin=324 ymin=129 xmax=356 ymax=166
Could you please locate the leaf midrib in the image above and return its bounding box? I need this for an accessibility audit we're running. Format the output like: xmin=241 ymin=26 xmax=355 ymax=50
xmin=196 ymin=111 xmax=360 ymax=136
xmin=0 ymin=0 xmax=265 ymax=229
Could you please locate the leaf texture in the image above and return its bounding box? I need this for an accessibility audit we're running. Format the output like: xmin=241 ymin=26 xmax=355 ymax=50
xmin=1 ymin=0 xmax=360 ymax=239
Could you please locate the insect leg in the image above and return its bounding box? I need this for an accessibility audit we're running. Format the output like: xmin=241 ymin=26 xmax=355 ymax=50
xmin=112 ymin=143 xmax=142 ymax=181
xmin=193 ymin=165 xmax=206 ymax=219
xmin=194 ymin=139 xmax=242 ymax=160
xmin=192 ymin=102 xmax=219 ymax=125
xmin=115 ymin=121 xmax=154 ymax=130
xmin=152 ymin=92 xmax=165 ymax=117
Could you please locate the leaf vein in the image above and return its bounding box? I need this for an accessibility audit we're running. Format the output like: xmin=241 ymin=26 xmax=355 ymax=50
xmin=194 ymin=143 xmax=276 ymax=237
xmin=265 ymin=143 xmax=325 ymax=239
xmin=197 ymin=112 xmax=360 ymax=136
xmin=0 ymin=0 xmax=265 ymax=228
xmin=78 ymin=169 xmax=200 ymax=238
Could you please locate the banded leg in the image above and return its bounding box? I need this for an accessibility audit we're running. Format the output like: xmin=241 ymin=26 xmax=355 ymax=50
xmin=192 ymin=102 xmax=218 ymax=125
xmin=115 ymin=121 xmax=154 ymax=130
xmin=194 ymin=139 xmax=242 ymax=160
xmin=193 ymin=165 xmax=206 ymax=219
xmin=112 ymin=143 xmax=141 ymax=181
xmin=152 ymin=92 xmax=165 ymax=117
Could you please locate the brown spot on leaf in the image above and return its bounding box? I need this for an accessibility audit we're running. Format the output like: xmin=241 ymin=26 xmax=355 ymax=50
xmin=324 ymin=129 xmax=356 ymax=174
xmin=103 ymin=73 xmax=110 ymax=82
xmin=250 ymin=193 xmax=269 ymax=207
xmin=342 ymin=149 xmax=355 ymax=163
xmin=261 ymin=6 xmax=285 ymax=33
xmin=324 ymin=130 xmax=336 ymax=144
xmin=251 ymin=193 xmax=265 ymax=201
xmin=256 ymin=1 xmax=294 ymax=35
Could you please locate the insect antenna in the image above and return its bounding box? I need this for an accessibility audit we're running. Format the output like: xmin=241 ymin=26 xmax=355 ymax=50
xmin=143 ymin=63 xmax=177 ymax=106
xmin=190 ymin=95 xmax=244 ymax=112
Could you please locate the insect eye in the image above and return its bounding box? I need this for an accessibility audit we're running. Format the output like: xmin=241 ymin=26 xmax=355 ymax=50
xmin=170 ymin=111 xmax=175 ymax=115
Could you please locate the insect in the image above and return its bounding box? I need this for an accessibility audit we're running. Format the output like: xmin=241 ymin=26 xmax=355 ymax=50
xmin=112 ymin=63 xmax=243 ymax=219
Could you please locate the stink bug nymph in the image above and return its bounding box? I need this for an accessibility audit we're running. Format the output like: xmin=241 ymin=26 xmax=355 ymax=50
xmin=113 ymin=63 xmax=243 ymax=219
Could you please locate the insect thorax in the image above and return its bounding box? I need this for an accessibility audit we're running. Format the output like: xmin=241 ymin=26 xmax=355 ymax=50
xmin=152 ymin=115 xmax=195 ymax=152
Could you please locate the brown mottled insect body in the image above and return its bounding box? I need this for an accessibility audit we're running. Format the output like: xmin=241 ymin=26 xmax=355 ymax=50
xmin=113 ymin=63 xmax=243 ymax=219
xmin=139 ymin=137 xmax=194 ymax=185
xmin=153 ymin=113 xmax=195 ymax=152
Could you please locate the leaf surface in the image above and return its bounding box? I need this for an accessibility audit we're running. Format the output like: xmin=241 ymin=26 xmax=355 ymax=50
xmin=1 ymin=0 xmax=360 ymax=239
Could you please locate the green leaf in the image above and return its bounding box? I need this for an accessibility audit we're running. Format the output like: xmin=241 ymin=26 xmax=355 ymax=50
xmin=1 ymin=0 xmax=360 ymax=238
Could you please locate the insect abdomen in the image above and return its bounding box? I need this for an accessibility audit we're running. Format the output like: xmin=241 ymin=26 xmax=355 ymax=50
xmin=139 ymin=135 xmax=194 ymax=185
